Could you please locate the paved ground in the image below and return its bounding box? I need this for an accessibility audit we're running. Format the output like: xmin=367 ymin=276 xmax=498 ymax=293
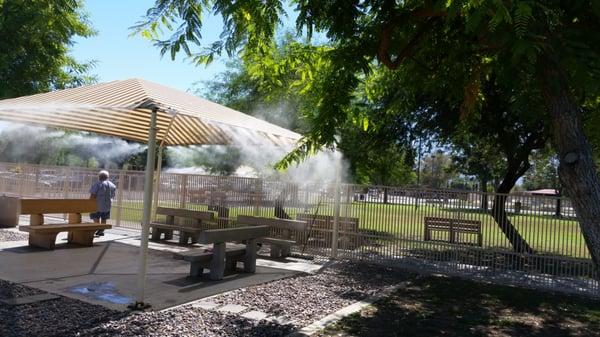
xmin=0 ymin=223 xmax=304 ymax=311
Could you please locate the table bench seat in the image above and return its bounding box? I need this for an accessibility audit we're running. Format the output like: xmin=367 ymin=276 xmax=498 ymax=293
xmin=237 ymin=216 xmax=308 ymax=258
xmin=174 ymin=244 xmax=246 ymax=278
xmin=19 ymin=223 xmax=111 ymax=249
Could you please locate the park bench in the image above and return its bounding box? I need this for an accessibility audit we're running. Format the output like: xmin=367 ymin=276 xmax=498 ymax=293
xmin=237 ymin=215 xmax=308 ymax=258
xmin=173 ymin=225 xmax=268 ymax=280
xmin=296 ymin=213 xmax=361 ymax=249
xmin=150 ymin=207 xmax=215 ymax=244
xmin=4 ymin=197 xmax=111 ymax=249
xmin=424 ymin=217 xmax=483 ymax=246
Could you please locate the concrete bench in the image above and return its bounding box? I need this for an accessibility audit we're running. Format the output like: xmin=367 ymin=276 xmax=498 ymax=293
xmin=3 ymin=197 xmax=111 ymax=249
xmin=237 ymin=215 xmax=308 ymax=258
xmin=424 ymin=217 xmax=482 ymax=246
xmin=173 ymin=225 xmax=268 ymax=280
xmin=150 ymin=207 xmax=215 ymax=244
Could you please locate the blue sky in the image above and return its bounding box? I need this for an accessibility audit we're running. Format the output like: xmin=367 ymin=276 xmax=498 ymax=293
xmin=71 ymin=1 xmax=229 ymax=93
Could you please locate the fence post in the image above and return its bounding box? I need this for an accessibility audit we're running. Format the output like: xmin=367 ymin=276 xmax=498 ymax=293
xmin=253 ymin=178 xmax=262 ymax=216
xmin=115 ymin=169 xmax=125 ymax=227
xmin=180 ymin=174 xmax=188 ymax=209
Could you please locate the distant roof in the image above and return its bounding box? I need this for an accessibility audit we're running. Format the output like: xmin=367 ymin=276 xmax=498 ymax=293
xmin=525 ymin=189 xmax=560 ymax=196
xmin=0 ymin=78 xmax=301 ymax=146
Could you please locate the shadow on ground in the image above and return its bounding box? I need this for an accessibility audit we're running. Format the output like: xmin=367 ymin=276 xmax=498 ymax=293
xmin=317 ymin=275 xmax=600 ymax=337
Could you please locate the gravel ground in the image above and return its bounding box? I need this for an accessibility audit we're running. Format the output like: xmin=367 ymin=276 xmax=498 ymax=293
xmin=1 ymin=261 xmax=410 ymax=337
xmin=210 ymin=260 xmax=412 ymax=326
xmin=0 ymin=280 xmax=121 ymax=337
xmin=0 ymin=230 xmax=28 ymax=242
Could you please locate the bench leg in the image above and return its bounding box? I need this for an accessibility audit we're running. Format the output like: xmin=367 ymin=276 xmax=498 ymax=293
xmin=69 ymin=230 xmax=96 ymax=246
xmin=150 ymin=228 xmax=161 ymax=241
xmin=29 ymin=232 xmax=58 ymax=250
xmin=281 ymin=245 xmax=291 ymax=257
xmin=179 ymin=232 xmax=189 ymax=245
xmin=190 ymin=261 xmax=204 ymax=278
xmin=164 ymin=229 xmax=173 ymax=240
xmin=244 ymin=239 xmax=257 ymax=273
xmin=209 ymin=242 xmax=226 ymax=280
xmin=270 ymin=245 xmax=282 ymax=258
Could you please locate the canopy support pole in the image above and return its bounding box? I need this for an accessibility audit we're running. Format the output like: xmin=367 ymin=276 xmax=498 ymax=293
xmin=151 ymin=144 xmax=164 ymax=221
xmin=131 ymin=107 xmax=158 ymax=309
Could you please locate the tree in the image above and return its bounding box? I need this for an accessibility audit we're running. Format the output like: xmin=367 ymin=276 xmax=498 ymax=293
xmin=0 ymin=0 xmax=96 ymax=99
xmin=522 ymin=150 xmax=560 ymax=191
xmin=138 ymin=1 xmax=600 ymax=264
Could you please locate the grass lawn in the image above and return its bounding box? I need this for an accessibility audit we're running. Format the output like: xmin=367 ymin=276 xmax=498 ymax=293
xmin=112 ymin=200 xmax=589 ymax=259
xmin=317 ymin=276 xmax=600 ymax=337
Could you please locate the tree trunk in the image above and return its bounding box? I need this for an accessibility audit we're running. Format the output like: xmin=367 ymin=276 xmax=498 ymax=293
xmin=383 ymin=187 xmax=389 ymax=204
xmin=480 ymin=177 xmax=488 ymax=211
xmin=540 ymin=58 xmax=600 ymax=266
xmin=492 ymin=178 xmax=535 ymax=254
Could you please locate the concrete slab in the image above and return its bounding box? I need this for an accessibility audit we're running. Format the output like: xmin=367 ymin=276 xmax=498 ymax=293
xmin=0 ymin=241 xmax=298 ymax=311
xmin=191 ymin=301 xmax=221 ymax=310
xmin=242 ymin=310 xmax=269 ymax=320
xmin=217 ymin=304 xmax=247 ymax=314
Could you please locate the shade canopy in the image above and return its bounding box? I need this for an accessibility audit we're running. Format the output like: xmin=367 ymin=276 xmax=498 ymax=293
xmin=0 ymin=78 xmax=300 ymax=146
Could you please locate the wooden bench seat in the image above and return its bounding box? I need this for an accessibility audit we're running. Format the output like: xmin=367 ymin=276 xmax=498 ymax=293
xmin=424 ymin=217 xmax=483 ymax=246
xmin=150 ymin=207 xmax=215 ymax=244
xmin=174 ymin=225 xmax=268 ymax=280
xmin=296 ymin=213 xmax=361 ymax=249
xmin=7 ymin=198 xmax=112 ymax=249
xmin=237 ymin=215 xmax=308 ymax=258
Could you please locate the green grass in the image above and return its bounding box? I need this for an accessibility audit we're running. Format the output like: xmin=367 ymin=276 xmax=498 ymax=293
xmin=111 ymin=200 xmax=589 ymax=259
xmin=317 ymin=276 xmax=600 ymax=337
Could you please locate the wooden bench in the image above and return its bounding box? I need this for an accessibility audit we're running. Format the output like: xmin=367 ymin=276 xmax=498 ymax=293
xmin=296 ymin=213 xmax=361 ymax=249
xmin=150 ymin=207 xmax=215 ymax=244
xmin=173 ymin=225 xmax=268 ymax=280
xmin=237 ymin=215 xmax=308 ymax=258
xmin=424 ymin=217 xmax=483 ymax=246
xmin=12 ymin=198 xmax=111 ymax=249
xmin=238 ymin=216 xmax=307 ymax=255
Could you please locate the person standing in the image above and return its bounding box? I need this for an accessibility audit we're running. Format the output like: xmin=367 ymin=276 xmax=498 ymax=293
xmin=90 ymin=170 xmax=116 ymax=236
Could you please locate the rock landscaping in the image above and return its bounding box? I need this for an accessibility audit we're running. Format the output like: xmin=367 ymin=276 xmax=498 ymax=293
xmin=0 ymin=230 xmax=27 ymax=242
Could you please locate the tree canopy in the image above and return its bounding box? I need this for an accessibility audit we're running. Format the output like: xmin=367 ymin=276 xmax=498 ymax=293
xmin=0 ymin=0 xmax=96 ymax=99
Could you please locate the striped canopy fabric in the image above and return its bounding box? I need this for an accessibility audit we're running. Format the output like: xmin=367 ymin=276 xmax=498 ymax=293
xmin=0 ymin=78 xmax=300 ymax=147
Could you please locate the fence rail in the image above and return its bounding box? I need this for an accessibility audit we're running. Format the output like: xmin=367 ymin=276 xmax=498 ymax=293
xmin=0 ymin=161 xmax=596 ymax=297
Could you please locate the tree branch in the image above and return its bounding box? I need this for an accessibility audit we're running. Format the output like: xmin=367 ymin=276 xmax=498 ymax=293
xmin=377 ymin=16 xmax=439 ymax=70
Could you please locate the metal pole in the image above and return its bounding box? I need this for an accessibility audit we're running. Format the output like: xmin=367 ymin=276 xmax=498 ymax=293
xmin=151 ymin=144 xmax=164 ymax=220
xmin=331 ymin=157 xmax=341 ymax=258
xmin=133 ymin=107 xmax=158 ymax=308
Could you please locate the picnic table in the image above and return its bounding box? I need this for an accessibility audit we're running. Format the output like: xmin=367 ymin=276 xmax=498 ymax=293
xmin=0 ymin=196 xmax=111 ymax=249
xmin=150 ymin=207 xmax=216 ymax=244
xmin=237 ymin=215 xmax=308 ymax=258
xmin=173 ymin=225 xmax=268 ymax=280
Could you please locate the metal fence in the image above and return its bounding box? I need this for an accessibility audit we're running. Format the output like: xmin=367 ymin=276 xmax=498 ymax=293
xmin=0 ymin=161 xmax=597 ymax=297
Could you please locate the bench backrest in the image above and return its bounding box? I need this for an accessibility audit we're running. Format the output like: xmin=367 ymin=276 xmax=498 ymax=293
xmin=237 ymin=215 xmax=308 ymax=232
xmin=296 ymin=213 xmax=359 ymax=230
xmin=20 ymin=198 xmax=97 ymax=214
xmin=198 ymin=225 xmax=268 ymax=244
xmin=156 ymin=207 xmax=215 ymax=221
xmin=424 ymin=217 xmax=481 ymax=229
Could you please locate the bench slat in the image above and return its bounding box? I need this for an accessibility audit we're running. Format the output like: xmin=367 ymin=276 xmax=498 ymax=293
xmin=198 ymin=225 xmax=268 ymax=244
xmin=156 ymin=207 xmax=214 ymax=220
xmin=237 ymin=215 xmax=308 ymax=232
xmin=19 ymin=223 xmax=111 ymax=232
xmin=20 ymin=199 xmax=97 ymax=214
